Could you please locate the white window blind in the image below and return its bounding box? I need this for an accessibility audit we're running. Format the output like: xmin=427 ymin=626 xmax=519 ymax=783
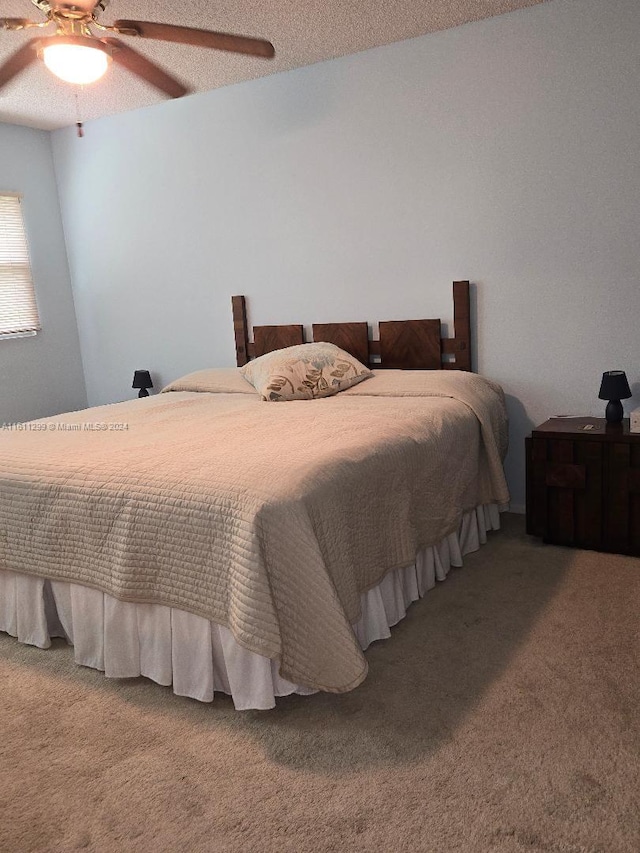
xmin=0 ymin=194 xmax=41 ymax=338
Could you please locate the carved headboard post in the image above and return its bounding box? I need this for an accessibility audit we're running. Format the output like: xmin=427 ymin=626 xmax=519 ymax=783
xmin=232 ymin=295 xmax=250 ymax=367
xmin=449 ymin=280 xmax=471 ymax=371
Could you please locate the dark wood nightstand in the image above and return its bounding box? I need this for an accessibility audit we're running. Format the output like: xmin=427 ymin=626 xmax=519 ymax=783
xmin=526 ymin=417 xmax=640 ymax=555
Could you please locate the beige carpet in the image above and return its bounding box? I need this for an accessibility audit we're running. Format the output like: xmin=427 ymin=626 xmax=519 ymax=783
xmin=0 ymin=514 xmax=638 ymax=853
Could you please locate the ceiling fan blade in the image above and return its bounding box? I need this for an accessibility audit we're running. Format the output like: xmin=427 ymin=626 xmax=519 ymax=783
xmin=0 ymin=40 xmax=39 ymax=90
xmin=0 ymin=18 xmax=37 ymax=30
xmin=113 ymin=20 xmax=275 ymax=59
xmin=102 ymin=38 xmax=189 ymax=98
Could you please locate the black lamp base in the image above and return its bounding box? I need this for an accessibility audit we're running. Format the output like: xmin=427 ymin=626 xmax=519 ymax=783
xmin=605 ymin=399 xmax=623 ymax=423
xmin=138 ymin=388 xmax=150 ymax=398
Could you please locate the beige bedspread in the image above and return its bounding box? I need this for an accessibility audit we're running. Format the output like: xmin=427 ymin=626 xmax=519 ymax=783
xmin=0 ymin=370 xmax=509 ymax=691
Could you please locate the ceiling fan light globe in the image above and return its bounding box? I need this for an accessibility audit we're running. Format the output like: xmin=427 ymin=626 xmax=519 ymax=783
xmin=42 ymin=43 xmax=110 ymax=85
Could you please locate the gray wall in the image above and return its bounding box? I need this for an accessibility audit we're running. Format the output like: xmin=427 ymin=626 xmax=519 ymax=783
xmin=0 ymin=123 xmax=86 ymax=423
xmin=51 ymin=0 xmax=640 ymax=511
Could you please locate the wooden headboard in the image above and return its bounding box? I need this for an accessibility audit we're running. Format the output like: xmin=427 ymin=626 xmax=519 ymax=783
xmin=232 ymin=280 xmax=472 ymax=371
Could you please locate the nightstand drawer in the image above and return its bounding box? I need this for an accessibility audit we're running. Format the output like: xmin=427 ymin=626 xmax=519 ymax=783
xmin=526 ymin=436 xmax=603 ymax=549
xmin=544 ymin=462 xmax=586 ymax=489
xmin=606 ymin=442 xmax=640 ymax=554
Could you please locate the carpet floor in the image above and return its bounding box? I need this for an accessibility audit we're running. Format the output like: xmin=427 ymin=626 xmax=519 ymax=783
xmin=0 ymin=514 xmax=638 ymax=853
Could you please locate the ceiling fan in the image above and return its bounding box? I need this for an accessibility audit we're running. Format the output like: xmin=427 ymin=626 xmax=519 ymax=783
xmin=0 ymin=1 xmax=275 ymax=98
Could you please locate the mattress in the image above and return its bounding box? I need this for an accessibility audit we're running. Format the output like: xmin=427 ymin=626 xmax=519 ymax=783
xmin=0 ymin=368 xmax=509 ymax=694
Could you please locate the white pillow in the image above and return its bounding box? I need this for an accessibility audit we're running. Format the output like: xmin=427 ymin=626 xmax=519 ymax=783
xmin=161 ymin=368 xmax=257 ymax=395
xmin=240 ymin=342 xmax=372 ymax=401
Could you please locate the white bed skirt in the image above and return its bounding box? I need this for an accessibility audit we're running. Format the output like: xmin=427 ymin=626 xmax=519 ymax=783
xmin=0 ymin=504 xmax=500 ymax=710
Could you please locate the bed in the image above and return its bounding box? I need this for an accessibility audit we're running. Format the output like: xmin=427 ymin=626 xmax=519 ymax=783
xmin=0 ymin=281 xmax=510 ymax=710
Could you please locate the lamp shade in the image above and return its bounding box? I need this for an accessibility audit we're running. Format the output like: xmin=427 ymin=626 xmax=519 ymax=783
xmin=40 ymin=37 xmax=112 ymax=86
xmin=598 ymin=370 xmax=631 ymax=401
xmin=132 ymin=370 xmax=153 ymax=390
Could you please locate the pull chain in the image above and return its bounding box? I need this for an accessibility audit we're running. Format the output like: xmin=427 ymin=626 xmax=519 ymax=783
xmin=74 ymin=88 xmax=84 ymax=138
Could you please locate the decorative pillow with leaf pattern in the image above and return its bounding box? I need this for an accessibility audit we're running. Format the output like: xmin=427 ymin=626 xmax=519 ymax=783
xmin=240 ymin=342 xmax=372 ymax=401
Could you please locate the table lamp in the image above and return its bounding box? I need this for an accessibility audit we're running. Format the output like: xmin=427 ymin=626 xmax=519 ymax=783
xmin=132 ymin=370 xmax=153 ymax=398
xmin=598 ymin=370 xmax=631 ymax=424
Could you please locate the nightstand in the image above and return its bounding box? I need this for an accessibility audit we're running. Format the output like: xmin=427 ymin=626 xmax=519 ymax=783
xmin=526 ymin=417 xmax=640 ymax=555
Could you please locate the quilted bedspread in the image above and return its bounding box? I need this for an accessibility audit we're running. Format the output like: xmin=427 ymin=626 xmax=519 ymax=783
xmin=0 ymin=370 xmax=509 ymax=691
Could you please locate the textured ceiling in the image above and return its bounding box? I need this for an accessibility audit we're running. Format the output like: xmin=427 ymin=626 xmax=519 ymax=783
xmin=0 ymin=0 xmax=550 ymax=130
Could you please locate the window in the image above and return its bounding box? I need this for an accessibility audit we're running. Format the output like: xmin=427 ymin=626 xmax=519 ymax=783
xmin=0 ymin=194 xmax=41 ymax=338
